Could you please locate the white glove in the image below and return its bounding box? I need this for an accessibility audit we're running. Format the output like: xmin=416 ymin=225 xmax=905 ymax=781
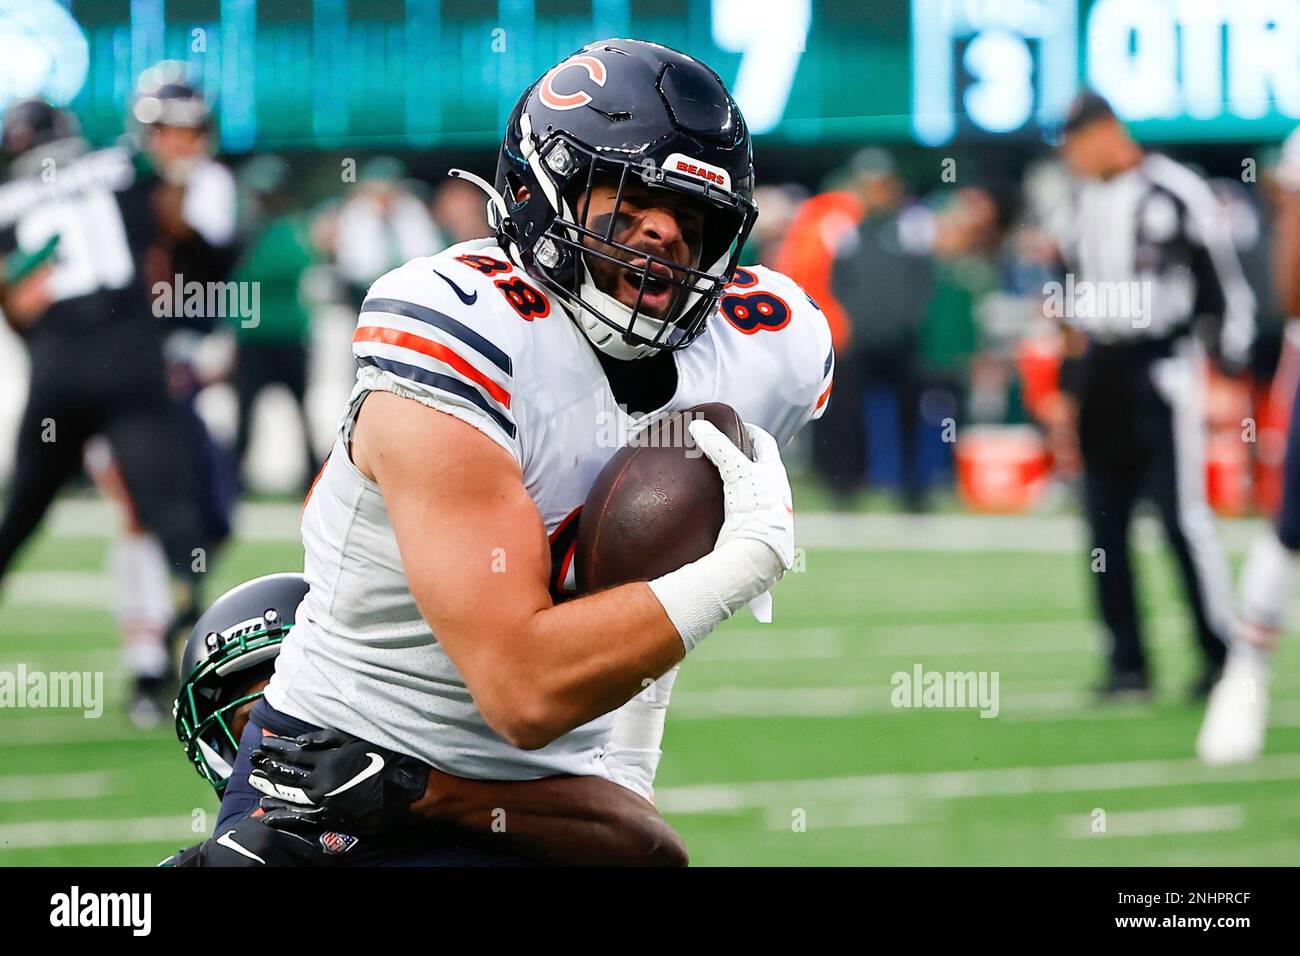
xmin=692 ymin=420 xmax=796 ymax=569
xmin=647 ymin=420 xmax=795 ymax=651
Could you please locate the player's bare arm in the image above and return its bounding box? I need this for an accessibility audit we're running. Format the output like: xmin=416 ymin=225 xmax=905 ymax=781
xmin=408 ymin=765 xmax=688 ymax=866
xmin=352 ymin=387 xmax=685 ymax=750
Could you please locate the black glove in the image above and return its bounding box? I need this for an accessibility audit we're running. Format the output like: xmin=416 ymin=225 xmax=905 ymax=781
xmin=163 ymin=815 xmax=362 ymax=866
xmin=248 ymin=728 xmax=430 ymax=836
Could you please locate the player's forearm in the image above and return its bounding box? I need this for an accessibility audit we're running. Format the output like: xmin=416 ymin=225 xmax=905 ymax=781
xmin=481 ymin=582 xmax=685 ymax=750
xmin=410 ymin=766 xmax=688 ymax=866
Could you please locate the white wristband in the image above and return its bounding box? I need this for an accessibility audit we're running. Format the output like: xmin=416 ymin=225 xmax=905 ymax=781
xmin=648 ymin=539 xmax=785 ymax=652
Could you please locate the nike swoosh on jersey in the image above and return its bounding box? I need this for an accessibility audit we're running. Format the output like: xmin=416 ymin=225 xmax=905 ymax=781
xmin=434 ymin=270 xmax=478 ymax=305
xmin=217 ymin=829 xmax=266 ymax=864
xmin=323 ymin=752 xmax=386 ymax=797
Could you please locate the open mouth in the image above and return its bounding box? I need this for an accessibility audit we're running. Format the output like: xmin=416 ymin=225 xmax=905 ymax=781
xmin=620 ymin=260 xmax=675 ymax=315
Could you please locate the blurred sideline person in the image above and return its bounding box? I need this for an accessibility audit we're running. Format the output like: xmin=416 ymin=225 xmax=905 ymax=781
xmin=0 ymin=99 xmax=213 ymax=716
xmin=431 ymin=176 xmax=492 ymax=244
xmin=775 ymin=175 xmax=862 ymax=503
xmin=83 ymin=438 xmax=175 ymax=727
xmin=1197 ymin=126 xmax=1300 ymax=763
xmin=1052 ymin=92 xmax=1255 ymax=699
xmin=133 ymin=62 xmax=239 ymax=563
xmin=831 ymin=149 xmax=934 ymax=510
xmin=230 ymin=155 xmax=319 ymax=492
xmin=335 ymin=157 xmax=443 ymax=308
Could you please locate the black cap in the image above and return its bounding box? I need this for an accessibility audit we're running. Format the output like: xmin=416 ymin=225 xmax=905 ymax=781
xmin=1060 ymin=91 xmax=1116 ymax=137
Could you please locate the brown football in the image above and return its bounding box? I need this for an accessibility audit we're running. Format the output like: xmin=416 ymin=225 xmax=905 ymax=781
xmin=575 ymin=402 xmax=752 ymax=594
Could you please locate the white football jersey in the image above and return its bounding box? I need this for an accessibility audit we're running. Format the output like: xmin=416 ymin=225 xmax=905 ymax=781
xmin=264 ymin=238 xmax=834 ymax=780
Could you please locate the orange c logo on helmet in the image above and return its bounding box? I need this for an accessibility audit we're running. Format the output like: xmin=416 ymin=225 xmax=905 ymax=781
xmin=538 ymin=55 xmax=607 ymax=111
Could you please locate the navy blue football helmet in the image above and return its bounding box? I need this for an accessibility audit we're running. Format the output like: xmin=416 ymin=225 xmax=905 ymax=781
xmin=467 ymin=38 xmax=757 ymax=360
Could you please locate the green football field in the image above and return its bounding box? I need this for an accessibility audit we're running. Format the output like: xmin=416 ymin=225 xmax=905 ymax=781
xmin=2 ymin=500 xmax=1298 ymax=866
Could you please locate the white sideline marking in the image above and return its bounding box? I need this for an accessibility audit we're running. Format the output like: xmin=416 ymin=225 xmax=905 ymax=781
xmin=0 ymin=650 xmax=122 ymax=670
xmin=3 ymin=572 xmax=109 ymax=609
xmin=667 ymin=684 xmax=1207 ymax=720
xmin=0 ymin=816 xmax=200 ymax=850
xmin=0 ymin=772 xmax=115 ymax=803
xmin=32 ymin=497 xmax=1271 ymax=552
xmin=654 ymin=753 xmax=1300 ymax=816
xmin=0 ymin=720 xmax=164 ymax=746
xmin=770 ymin=802 xmax=916 ymax=830
xmin=1060 ymin=804 xmax=1244 ymax=838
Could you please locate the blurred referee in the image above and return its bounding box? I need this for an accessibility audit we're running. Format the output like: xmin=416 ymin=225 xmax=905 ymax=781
xmin=1051 ymin=92 xmax=1255 ymax=699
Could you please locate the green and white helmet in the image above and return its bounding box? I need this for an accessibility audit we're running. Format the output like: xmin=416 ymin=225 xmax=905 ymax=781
xmin=173 ymin=573 xmax=307 ymax=795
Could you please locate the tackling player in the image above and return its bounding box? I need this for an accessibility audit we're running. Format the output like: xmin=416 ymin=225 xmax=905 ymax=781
xmin=198 ymin=39 xmax=833 ymax=865
xmin=1197 ymin=128 xmax=1300 ymax=763
xmin=166 ymin=572 xmax=686 ymax=865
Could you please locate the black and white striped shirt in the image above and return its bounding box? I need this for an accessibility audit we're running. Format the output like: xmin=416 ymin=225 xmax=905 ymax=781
xmin=1057 ymin=154 xmax=1255 ymax=366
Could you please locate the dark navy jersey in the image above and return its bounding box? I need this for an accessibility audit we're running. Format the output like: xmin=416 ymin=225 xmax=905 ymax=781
xmin=0 ymin=145 xmax=161 ymax=346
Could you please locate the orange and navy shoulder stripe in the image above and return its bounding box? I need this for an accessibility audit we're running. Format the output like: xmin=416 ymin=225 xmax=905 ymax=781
xmin=353 ymin=296 xmax=516 ymax=439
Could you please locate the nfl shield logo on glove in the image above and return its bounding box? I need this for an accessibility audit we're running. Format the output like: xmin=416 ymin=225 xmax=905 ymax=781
xmin=319 ymin=831 xmax=359 ymax=856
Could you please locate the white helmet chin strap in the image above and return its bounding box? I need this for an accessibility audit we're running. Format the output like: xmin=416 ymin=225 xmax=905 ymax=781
xmin=448 ymin=168 xmax=509 ymax=231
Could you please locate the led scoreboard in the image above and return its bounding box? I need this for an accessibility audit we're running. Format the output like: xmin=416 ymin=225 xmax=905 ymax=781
xmin=1 ymin=0 xmax=1297 ymax=151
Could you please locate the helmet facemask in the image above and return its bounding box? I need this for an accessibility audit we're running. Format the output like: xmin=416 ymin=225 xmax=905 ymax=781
xmin=508 ymin=127 xmax=757 ymax=360
xmin=174 ymin=622 xmax=285 ymax=795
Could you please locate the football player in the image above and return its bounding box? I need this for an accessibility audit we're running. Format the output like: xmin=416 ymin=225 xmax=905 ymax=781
xmin=202 ymin=39 xmax=833 ymax=865
xmin=1197 ymin=128 xmax=1300 ymax=763
xmin=166 ymin=573 xmax=686 ymax=866
xmin=0 ymin=98 xmax=213 ymax=716
xmin=130 ymin=63 xmax=241 ymax=634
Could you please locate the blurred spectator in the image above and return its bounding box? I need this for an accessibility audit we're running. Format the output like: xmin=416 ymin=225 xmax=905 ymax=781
xmin=432 ymin=177 xmax=492 ymax=243
xmin=134 ymin=61 xmax=240 ymax=551
xmin=917 ymin=189 xmax=998 ymax=479
xmin=829 ymin=149 xmax=934 ymax=510
xmin=335 ymin=157 xmax=444 ymax=307
xmin=229 ymin=155 xmax=319 ymax=493
xmin=743 ymin=184 xmax=806 ymax=266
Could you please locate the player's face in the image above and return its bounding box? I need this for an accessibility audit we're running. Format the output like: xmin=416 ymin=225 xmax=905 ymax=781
xmin=574 ymin=178 xmax=708 ymax=319
xmin=227 ymin=677 xmax=270 ymax=741
xmin=148 ymin=125 xmax=206 ymax=166
xmin=1061 ymin=121 xmax=1117 ymax=180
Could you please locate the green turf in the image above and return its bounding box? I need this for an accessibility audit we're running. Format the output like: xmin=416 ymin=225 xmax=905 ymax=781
xmin=1 ymin=518 xmax=1298 ymax=866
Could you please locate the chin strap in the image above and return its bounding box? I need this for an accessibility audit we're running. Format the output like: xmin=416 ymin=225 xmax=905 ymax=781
xmin=448 ymin=168 xmax=510 ymax=232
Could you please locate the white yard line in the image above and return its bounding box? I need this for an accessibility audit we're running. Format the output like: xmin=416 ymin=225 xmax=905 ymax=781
xmin=0 ymin=772 xmax=116 ymax=803
xmin=654 ymin=753 xmax=1300 ymax=816
xmin=33 ymin=497 xmax=1272 ymax=552
xmin=0 ymin=815 xmax=199 ymax=850
xmin=2 ymin=571 xmax=109 ymax=609
xmin=1059 ymin=804 xmax=1245 ymax=838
